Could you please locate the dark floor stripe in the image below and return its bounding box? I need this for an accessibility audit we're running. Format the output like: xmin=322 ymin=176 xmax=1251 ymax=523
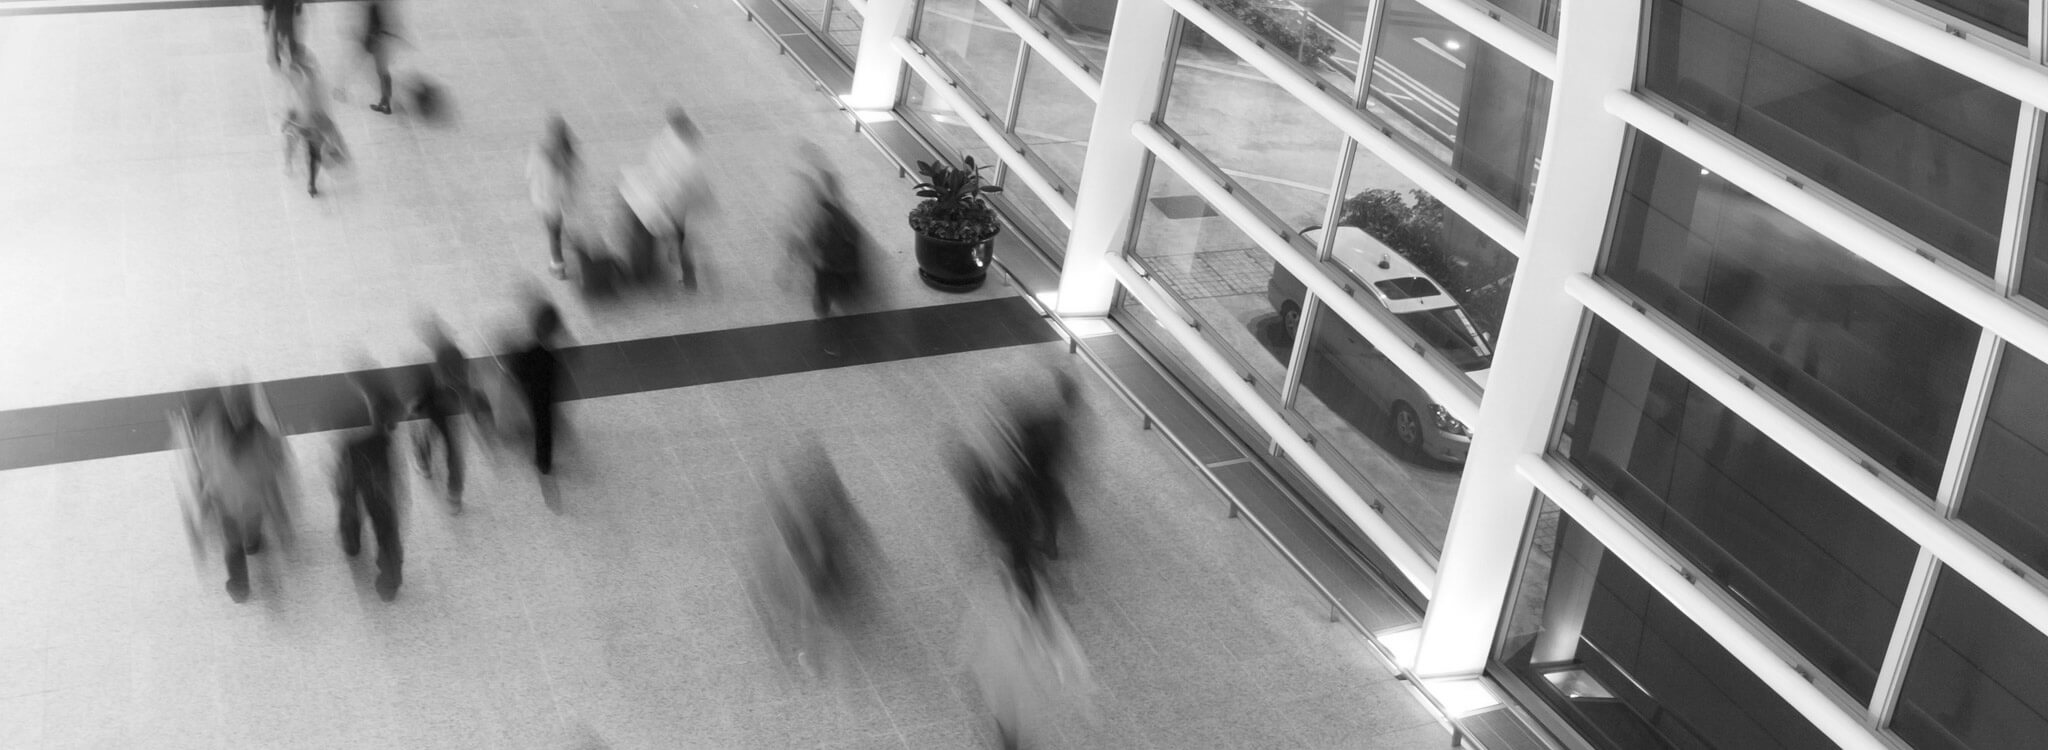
xmin=0 ymin=297 xmax=1058 ymax=471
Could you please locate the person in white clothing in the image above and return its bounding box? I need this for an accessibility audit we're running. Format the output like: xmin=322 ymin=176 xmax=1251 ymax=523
xmin=621 ymin=109 xmax=714 ymax=289
xmin=528 ymin=115 xmax=580 ymax=279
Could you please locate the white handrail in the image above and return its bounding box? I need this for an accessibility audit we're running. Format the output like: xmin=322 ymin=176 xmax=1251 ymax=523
xmin=1608 ymin=90 xmax=2048 ymax=378
xmin=1135 ymin=122 xmax=1486 ymax=424
xmin=1107 ymin=251 xmax=1441 ymax=596
xmin=1160 ymin=0 xmax=1529 ymax=256
xmin=973 ymin=0 xmax=1104 ymax=102
xmin=1567 ymin=272 xmax=2048 ymax=641
xmin=1518 ymin=454 xmax=1892 ymax=750
xmin=893 ymin=37 xmax=1079 ymax=228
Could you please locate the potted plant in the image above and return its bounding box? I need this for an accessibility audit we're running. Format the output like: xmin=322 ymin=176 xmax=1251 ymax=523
xmin=910 ymin=155 xmax=1003 ymax=291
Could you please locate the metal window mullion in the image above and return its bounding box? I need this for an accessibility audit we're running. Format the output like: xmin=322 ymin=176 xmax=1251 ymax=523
xmin=1349 ymin=0 xmax=1393 ymax=116
xmin=1867 ymin=329 xmax=2002 ymax=726
xmin=1277 ymin=292 xmax=1324 ymax=412
xmin=1001 ymin=38 xmax=1032 ymax=129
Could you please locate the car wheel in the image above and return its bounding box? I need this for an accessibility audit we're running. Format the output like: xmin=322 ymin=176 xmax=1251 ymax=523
xmin=1390 ymin=403 xmax=1424 ymax=458
xmin=1280 ymin=302 xmax=1302 ymax=340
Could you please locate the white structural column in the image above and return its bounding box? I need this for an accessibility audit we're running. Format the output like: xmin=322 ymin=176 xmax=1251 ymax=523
xmin=1409 ymin=0 xmax=1643 ymax=677
xmin=1050 ymin=0 xmax=1178 ymax=318
xmin=844 ymin=0 xmax=918 ymax=110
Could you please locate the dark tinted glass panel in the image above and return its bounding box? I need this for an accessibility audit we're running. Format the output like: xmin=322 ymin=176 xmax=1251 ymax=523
xmin=1501 ymin=497 xmax=1840 ymax=750
xmin=1920 ymin=0 xmax=2027 ymax=44
xmin=1561 ymin=321 xmax=1915 ymax=701
xmin=1894 ymin=571 xmax=2048 ymax=750
xmin=1958 ymin=348 xmax=2048 ymax=576
xmin=2019 ymin=145 xmax=2048 ymax=306
xmin=1643 ymin=0 xmax=2019 ymax=273
xmin=1604 ymin=137 xmax=1979 ymax=495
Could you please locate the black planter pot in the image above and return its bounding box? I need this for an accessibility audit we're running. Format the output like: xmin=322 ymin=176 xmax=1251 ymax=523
xmin=914 ymin=227 xmax=998 ymax=292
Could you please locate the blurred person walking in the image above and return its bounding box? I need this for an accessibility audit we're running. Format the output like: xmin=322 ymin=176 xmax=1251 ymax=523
xmin=336 ymin=373 xmax=404 ymax=601
xmin=506 ymin=301 xmax=567 ymax=482
xmin=1007 ymin=372 xmax=1080 ymax=560
xmin=411 ymin=319 xmax=474 ymax=511
xmin=282 ymin=57 xmax=347 ymax=197
xmin=357 ymin=0 xmax=399 ymax=114
xmin=263 ymin=0 xmax=303 ymax=69
xmin=530 ymin=116 xmax=581 ymax=280
xmin=755 ymin=439 xmax=876 ymax=676
xmin=790 ymin=156 xmax=870 ymax=357
xmin=173 ymin=384 xmax=296 ymax=603
xmin=965 ymin=559 xmax=1097 ymax=750
xmin=621 ymin=109 xmax=714 ymax=290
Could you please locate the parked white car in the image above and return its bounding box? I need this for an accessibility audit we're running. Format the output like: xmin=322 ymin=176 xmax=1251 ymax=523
xmin=1267 ymin=226 xmax=1492 ymax=463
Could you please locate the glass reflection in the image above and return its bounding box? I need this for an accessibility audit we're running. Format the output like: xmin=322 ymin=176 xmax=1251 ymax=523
xmin=2019 ymin=144 xmax=2048 ymax=307
xmin=902 ymin=77 xmax=1003 ymax=179
xmin=994 ymin=160 xmax=1072 ymax=249
xmin=915 ymin=0 xmax=1025 ymax=119
xmin=1643 ymin=0 xmax=2019 ymax=274
xmin=1604 ymin=137 xmax=1977 ymax=496
xmin=1164 ymin=28 xmax=1345 ymax=229
xmin=1563 ymin=320 xmax=1916 ymax=701
xmin=1033 ymin=0 xmax=1113 ymax=69
xmin=1013 ymin=49 xmax=1095 ymax=192
xmin=1364 ymin=0 xmax=1550 ymax=214
xmin=1124 ymin=159 xmax=1294 ymax=419
xmin=1894 ymin=570 xmax=2048 ymax=750
xmin=1500 ymin=496 xmax=1843 ymax=750
xmin=1336 ymin=147 xmax=1518 ymax=347
xmin=1289 ymin=305 xmax=1468 ymax=551
xmin=1958 ymin=347 xmax=2048 ymax=576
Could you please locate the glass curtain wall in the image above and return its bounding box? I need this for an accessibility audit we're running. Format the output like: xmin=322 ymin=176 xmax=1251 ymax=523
xmin=1500 ymin=495 xmax=1844 ymax=750
xmin=904 ymin=0 xmax=1099 ymax=256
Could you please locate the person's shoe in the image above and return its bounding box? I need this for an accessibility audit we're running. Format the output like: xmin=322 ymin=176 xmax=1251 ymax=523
xmin=226 ymin=579 xmax=251 ymax=603
xmin=308 ymin=185 xmax=319 ymax=197
xmin=375 ymin=573 xmax=400 ymax=601
xmin=550 ymin=261 xmax=567 ymax=279
xmin=243 ymin=536 xmax=264 ymax=556
xmin=371 ymin=102 xmax=391 ymax=114
xmin=342 ymin=538 xmax=360 ymax=557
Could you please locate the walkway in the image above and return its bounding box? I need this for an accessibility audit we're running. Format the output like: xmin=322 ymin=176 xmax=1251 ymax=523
xmin=0 ymin=0 xmax=1454 ymax=747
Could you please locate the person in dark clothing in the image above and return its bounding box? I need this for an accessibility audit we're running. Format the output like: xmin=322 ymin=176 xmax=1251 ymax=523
xmin=795 ymin=163 xmax=868 ymax=357
xmin=263 ymin=0 xmax=303 ymax=68
xmin=958 ymin=444 xmax=1044 ymax=610
xmin=507 ymin=302 xmax=566 ymax=478
xmin=1010 ymin=372 xmax=1079 ymax=560
xmin=359 ymin=0 xmax=397 ymax=114
xmin=337 ymin=377 xmax=403 ymax=601
xmin=412 ymin=320 xmax=470 ymax=511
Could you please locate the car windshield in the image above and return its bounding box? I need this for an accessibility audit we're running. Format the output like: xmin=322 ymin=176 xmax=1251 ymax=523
xmin=1396 ymin=308 xmax=1493 ymax=372
xmin=1374 ymin=277 xmax=1441 ymax=300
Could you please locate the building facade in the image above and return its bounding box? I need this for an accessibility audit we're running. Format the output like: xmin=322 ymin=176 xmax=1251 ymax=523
xmin=772 ymin=0 xmax=2048 ymax=745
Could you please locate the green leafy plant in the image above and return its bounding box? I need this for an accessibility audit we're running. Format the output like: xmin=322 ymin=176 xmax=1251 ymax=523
xmin=909 ymin=155 xmax=1004 ymax=242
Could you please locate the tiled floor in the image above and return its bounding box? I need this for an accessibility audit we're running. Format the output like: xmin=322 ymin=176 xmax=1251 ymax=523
xmin=0 ymin=0 xmax=1455 ymax=747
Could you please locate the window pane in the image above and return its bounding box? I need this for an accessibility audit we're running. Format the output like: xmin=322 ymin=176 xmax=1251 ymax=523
xmin=1957 ymin=346 xmax=2048 ymax=576
xmin=1012 ymin=50 xmax=1095 ymax=192
xmin=1288 ymin=306 xmax=1470 ymax=552
xmin=995 ymin=162 xmax=1071 ymax=250
xmin=1562 ymin=321 xmax=1917 ymax=701
xmin=823 ymin=2 xmax=863 ymax=59
xmin=902 ymin=77 xmax=1002 ymax=173
xmin=1920 ymin=0 xmax=2027 ymax=44
xmin=1604 ymin=137 xmax=1978 ymax=496
xmin=2017 ymin=144 xmax=2048 ymax=306
xmin=1164 ymin=18 xmax=1346 ymax=228
xmin=1894 ymin=570 xmax=2048 ymax=750
xmin=1500 ymin=495 xmax=1841 ymax=750
xmin=1124 ymin=158 xmax=1295 ymax=421
xmin=1336 ymin=145 xmax=1518 ymax=346
xmin=1365 ymin=0 xmax=1551 ymax=214
xmin=1178 ymin=3 xmax=1361 ymax=92
xmin=915 ymin=0 xmax=1024 ymax=120
xmin=1033 ymin=0 xmax=1112 ymax=70
xmin=1643 ymin=0 xmax=2019 ymax=274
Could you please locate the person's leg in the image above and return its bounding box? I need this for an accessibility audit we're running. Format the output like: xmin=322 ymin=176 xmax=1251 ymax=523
xmin=364 ymin=489 xmax=402 ymax=599
xmin=440 ymin=413 xmax=465 ymax=504
xmin=306 ymin=138 xmax=320 ymax=196
xmin=221 ymin=516 xmax=250 ymax=602
xmin=545 ymin=215 xmax=565 ymax=278
xmin=673 ymin=219 xmax=696 ymax=290
xmin=371 ymin=47 xmax=392 ymax=113
xmin=528 ymin=384 xmax=555 ymax=476
xmin=337 ymin=486 xmax=363 ymax=557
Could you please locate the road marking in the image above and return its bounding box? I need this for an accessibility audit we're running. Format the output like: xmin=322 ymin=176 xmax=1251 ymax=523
xmin=1413 ymin=37 xmax=1468 ymax=68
